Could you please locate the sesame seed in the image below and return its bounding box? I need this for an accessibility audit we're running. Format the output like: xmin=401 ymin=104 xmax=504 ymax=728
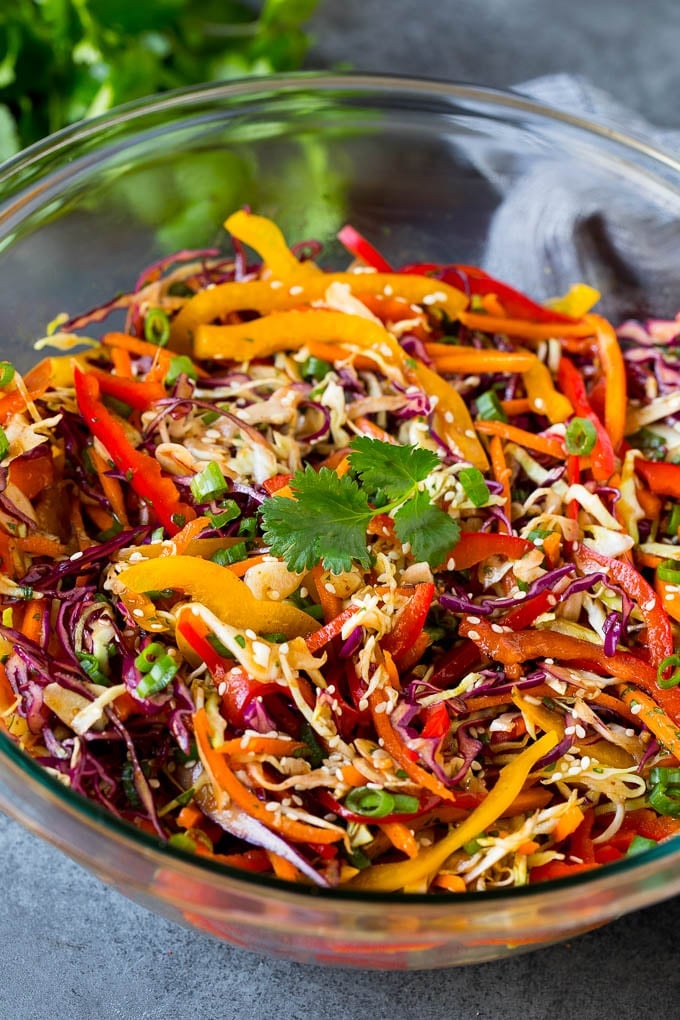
xmin=218 ymin=681 xmax=227 ymax=696
xmin=444 ymin=411 xmax=454 ymax=424
xmin=630 ymin=702 xmax=642 ymax=715
xmin=269 ymin=590 xmax=281 ymax=601
xmin=132 ymin=609 xmax=144 ymax=617
xmin=467 ymin=630 xmax=480 ymax=641
xmin=324 ymin=583 xmax=336 ymax=595
xmin=300 ymin=587 xmax=308 ymax=598
xmin=265 ymin=802 xmax=279 ymax=812
xmin=580 ymin=756 xmax=591 ymax=769
xmin=447 ymin=558 xmax=455 ymax=570
xmin=575 ymin=725 xmax=587 ymax=739
xmin=270 ymin=280 xmax=283 ymax=289
xmin=289 ymin=285 xmax=304 ymax=295
xmin=491 ymin=623 xmax=504 ymax=634
xmin=245 ymin=629 xmax=256 ymax=640
xmin=383 ymin=284 xmax=393 ymax=296
xmin=467 ymin=615 xmax=481 ymax=625
xmin=70 ymin=551 xmax=84 ymax=561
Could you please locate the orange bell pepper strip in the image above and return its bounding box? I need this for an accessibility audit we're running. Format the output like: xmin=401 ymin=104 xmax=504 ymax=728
xmin=73 ymin=367 xmax=193 ymax=536
xmin=474 ymin=420 xmax=565 ymax=460
xmin=521 ymin=357 xmax=573 ymax=424
xmin=345 ymin=730 xmax=557 ymax=891
xmin=620 ymin=686 xmax=680 ymax=758
xmin=635 ymin=457 xmax=680 ymax=500
xmin=457 ymin=311 xmax=594 ymax=340
xmin=193 ymin=708 xmax=343 ymax=846
xmin=423 ymin=345 xmax=537 ymax=374
xmin=585 ymin=313 xmax=627 ymax=451
xmin=572 ymin=543 xmax=673 ymax=669
xmin=117 ymin=556 xmax=319 ymax=639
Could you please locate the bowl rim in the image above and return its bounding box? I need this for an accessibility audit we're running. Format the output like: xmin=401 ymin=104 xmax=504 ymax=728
xmin=2 ymin=69 xmax=680 ymax=910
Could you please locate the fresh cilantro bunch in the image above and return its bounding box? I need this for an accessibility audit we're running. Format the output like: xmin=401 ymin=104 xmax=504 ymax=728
xmin=260 ymin=437 xmax=461 ymax=573
xmin=0 ymin=0 xmax=319 ymax=160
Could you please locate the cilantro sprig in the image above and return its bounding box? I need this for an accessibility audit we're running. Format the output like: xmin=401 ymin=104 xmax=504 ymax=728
xmin=260 ymin=437 xmax=461 ymax=573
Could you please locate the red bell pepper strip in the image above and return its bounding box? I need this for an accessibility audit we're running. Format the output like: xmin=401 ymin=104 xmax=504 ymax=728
xmin=420 ymin=701 xmax=451 ymax=740
xmin=414 ymin=264 xmax=578 ymax=323
xmin=447 ymin=531 xmax=533 ymax=571
xmin=557 ymin=356 xmax=615 ymax=480
xmin=262 ymin=472 xmax=294 ymax=495
xmin=74 ymin=367 xmax=194 ymax=536
xmin=501 ymin=590 xmax=556 ymax=632
xmin=337 ymin=224 xmax=394 ymax=272
xmin=572 ymin=544 xmax=673 ymax=669
xmin=177 ymin=614 xmax=226 ymax=674
xmin=529 ymin=860 xmax=599 ymax=883
xmin=429 ymin=638 xmax=481 ymax=689
xmin=83 ymin=365 xmax=166 ymax=411
xmin=635 ymin=458 xmax=680 ymax=500
xmin=305 ymin=605 xmax=361 ymax=655
xmin=381 ymin=582 xmax=435 ymax=663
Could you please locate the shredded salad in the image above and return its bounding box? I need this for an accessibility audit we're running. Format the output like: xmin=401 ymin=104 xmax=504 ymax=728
xmin=2 ymin=210 xmax=680 ymax=893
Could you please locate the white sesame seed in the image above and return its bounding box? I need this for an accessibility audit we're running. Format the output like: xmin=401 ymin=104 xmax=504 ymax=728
xmin=289 ymin=285 xmax=304 ymax=295
xmin=300 ymin=587 xmax=308 ymax=598
xmin=245 ymin=629 xmax=256 ymax=640
xmin=444 ymin=411 xmax=454 ymax=424
xmin=581 ymin=756 xmax=591 ymax=769
xmin=324 ymin=582 xmax=336 ymax=594
xmin=70 ymin=551 xmax=84 ymax=561
xmin=467 ymin=630 xmax=480 ymax=641
xmin=218 ymin=681 xmax=226 ymax=696
xmin=491 ymin=623 xmax=504 ymax=634
xmin=575 ymin=725 xmax=587 ymax=739
xmin=630 ymin=702 xmax=642 ymax=715
xmin=467 ymin=615 xmax=481 ymax=625
xmin=447 ymin=558 xmax=456 ymax=571
xmin=269 ymin=590 xmax=281 ymax=601
xmin=265 ymin=802 xmax=279 ymax=812
xmin=132 ymin=609 xmax=144 ymax=618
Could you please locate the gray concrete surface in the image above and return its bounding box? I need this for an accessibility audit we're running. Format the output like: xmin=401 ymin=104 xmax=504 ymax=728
xmin=3 ymin=3 xmax=680 ymax=1017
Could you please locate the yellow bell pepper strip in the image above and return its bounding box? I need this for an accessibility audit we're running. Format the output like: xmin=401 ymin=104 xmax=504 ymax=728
xmin=546 ymin=283 xmax=601 ymax=318
xmin=511 ymin=688 xmax=565 ymax=740
xmin=193 ymin=308 xmax=488 ymax=469
xmin=585 ymin=313 xmax=627 ymax=451
xmin=73 ymin=366 xmax=194 ymax=537
xmin=193 ymin=707 xmax=344 ymax=845
xmin=521 ymin=357 xmax=573 ymax=424
xmin=170 ymin=274 xmax=468 ymax=349
xmin=224 ymin=209 xmax=322 ymax=281
xmin=344 ymin=730 xmax=557 ymax=891
xmin=116 ymin=554 xmax=318 ymax=639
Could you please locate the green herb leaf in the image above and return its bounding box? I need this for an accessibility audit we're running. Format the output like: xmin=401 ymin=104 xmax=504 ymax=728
xmin=348 ymin=435 xmax=439 ymax=503
xmin=393 ymin=489 xmax=460 ymax=568
xmin=260 ymin=465 xmax=373 ymax=573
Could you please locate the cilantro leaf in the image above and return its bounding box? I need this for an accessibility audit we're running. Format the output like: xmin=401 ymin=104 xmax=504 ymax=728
xmin=393 ymin=489 xmax=460 ymax=568
xmin=348 ymin=436 xmax=439 ymax=503
xmin=260 ymin=466 xmax=373 ymax=574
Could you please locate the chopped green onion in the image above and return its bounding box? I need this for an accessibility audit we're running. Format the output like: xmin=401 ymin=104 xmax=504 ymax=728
xmin=298 ymin=720 xmax=324 ymax=769
xmin=626 ymin=835 xmax=658 ymax=856
xmin=142 ymin=588 xmax=176 ymax=600
xmin=190 ymin=461 xmax=229 ymax=502
xmin=201 ymin=410 xmax=221 ymax=426
xmin=656 ymin=560 xmax=680 ymax=585
xmin=463 ymin=838 xmax=483 ymax=854
xmin=136 ymin=652 xmax=178 ymax=698
xmin=134 ymin=643 xmax=165 ymax=673
xmin=76 ymin=652 xmax=109 ymax=686
xmin=206 ymin=634 xmax=233 ymax=658
xmin=168 ymin=833 xmax=198 ymax=853
xmin=527 ymin=528 xmax=555 ymax=543
xmin=211 ymin=541 xmax=248 ymax=566
xmin=97 ymin=518 xmax=124 ymax=542
xmin=144 ymin=308 xmax=171 ymax=346
xmin=238 ymin=516 xmax=257 ymax=538
xmin=649 ymin=766 xmax=680 ymax=788
xmin=207 ymin=500 xmax=240 ymax=528
xmin=171 ymin=512 xmax=186 ymax=527
xmin=391 ymin=793 xmax=420 ymax=814
xmin=301 ymin=356 xmax=332 ymax=381
xmin=649 ymin=782 xmax=680 ymax=817
xmin=475 ymin=389 xmax=507 ymax=423
xmin=657 ymin=653 xmax=680 ymax=689
xmin=0 ymin=362 xmax=15 ymax=388
xmin=564 ymin=416 xmax=597 ymax=455
xmin=0 ymin=426 xmax=9 ymax=461
xmin=345 ymin=787 xmax=396 ymax=818
xmin=667 ymin=504 xmax=680 ymax=537
xmin=262 ymin=632 xmax=288 ymax=644
xmin=166 ymin=355 xmax=198 ymax=386
xmin=458 ymin=466 xmax=489 ymax=507
xmin=234 ymin=634 xmax=246 ymax=648
xmin=121 ymin=759 xmax=141 ymax=807
xmin=103 ymin=395 xmax=133 ymax=418
xmin=347 ymin=847 xmax=371 ymax=870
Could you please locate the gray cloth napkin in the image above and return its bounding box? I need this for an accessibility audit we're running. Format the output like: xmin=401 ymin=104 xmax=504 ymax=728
xmin=474 ymin=73 xmax=680 ymax=321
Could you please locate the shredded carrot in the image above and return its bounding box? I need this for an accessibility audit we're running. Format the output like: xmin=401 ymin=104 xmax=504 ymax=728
xmin=475 ymin=419 xmax=565 ymax=459
xmin=458 ymin=311 xmax=594 ymax=340
xmin=167 ymin=515 xmax=210 ymax=556
xmin=227 ymin=553 xmax=270 ymax=577
xmin=266 ymin=851 xmax=300 ymax=882
xmin=311 ymin=563 xmax=344 ymax=623
xmin=306 ymin=340 xmax=377 ymax=372
xmin=431 ymin=874 xmax=466 ymax=893
xmin=379 ymin=821 xmax=419 ymax=859
xmin=0 ymin=358 xmax=53 ymax=421
xmin=500 ymin=398 xmax=532 ymax=416
xmin=620 ymin=686 xmax=680 ymax=759
xmin=193 ymin=708 xmax=343 ymax=844
xmin=339 ymin=763 xmax=367 ymax=787
xmin=352 ymin=416 xmax=397 ymax=444
xmin=89 ymin=445 xmax=129 ymax=526
xmin=21 ymin=599 xmax=45 ymax=644
xmin=15 ymin=535 xmax=67 ymax=558
xmin=111 ymin=347 xmax=132 ymax=376
xmin=586 ymin=313 xmax=627 ymax=450
xmin=481 ymin=293 xmax=506 ymax=317
xmin=552 ymin=804 xmax=585 ymax=842
xmin=542 ymin=531 xmax=562 ymax=568
xmin=465 ymin=683 xmax=556 ymax=713
xmin=102 ymin=331 xmax=172 ymax=369
xmin=177 ymin=803 xmax=204 ymax=829
xmin=367 ymin=689 xmax=457 ymax=803
xmin=425 ymin=346 xmax=537 ymax=374
xmin=517 ymin=840 xmax=541 ymax=856
xmin=214 ymin=735 xmax=305 ymax=758
xmin=489 ymin=435 xmax=512 ymax=533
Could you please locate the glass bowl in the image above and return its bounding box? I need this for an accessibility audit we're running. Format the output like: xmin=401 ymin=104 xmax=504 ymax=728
xmin=1 ymin=73 xmax=680 ymax=970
